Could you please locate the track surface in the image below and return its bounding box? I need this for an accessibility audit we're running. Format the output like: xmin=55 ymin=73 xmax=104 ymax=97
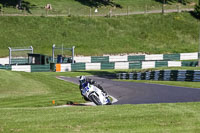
xmin=58 ymin=76 xmax=200 ymax=104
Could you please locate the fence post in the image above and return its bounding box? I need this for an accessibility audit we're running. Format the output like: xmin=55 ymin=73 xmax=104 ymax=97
xmin=145 ymin=5 xmax=147 ymax=13
xmin=1 ymin=6 xmax=3 ymax=16
xmin=109 ymin=9 xmax=112 ymax=17
xmin=89 ymin=8 xmax=91 ymax=17
xmin=24 ymin=7 xmax=26 ymax=16
xmin=46 ymin=9 xmax=48 ymax=16
xmin=177 ymin=4 xmax=181 ymax=13
xmin=68 ymin=8 xmax=71 ymax=16
xmin=127 ymin=6 xmax=129 ymax=16
xmin=162 ymin=0 xmax=165 ymax=14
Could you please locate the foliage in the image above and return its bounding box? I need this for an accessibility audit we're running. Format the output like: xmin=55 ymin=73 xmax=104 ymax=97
xmin=194 ymin=1 xmax=200 ymax=19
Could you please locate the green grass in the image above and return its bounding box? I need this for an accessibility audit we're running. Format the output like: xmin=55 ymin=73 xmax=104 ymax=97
xmin=1 ymin=69 xmax=200 ymax=132
xmin=0 ymin=0 xmax=198 ymax=16
xmin=0 ymin=67 xmax=199 ymax=108
xmin=0 ymin=103 xmax=200 ymax=132
xmin=0 ymin=70 xmax=86 ymax=107
xmin=0 ymin=12 xmax=199 ymax=57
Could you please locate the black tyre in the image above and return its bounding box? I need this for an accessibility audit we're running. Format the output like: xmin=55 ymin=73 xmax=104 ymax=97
xmin=89 ymin=93 xmax=102 ymax=105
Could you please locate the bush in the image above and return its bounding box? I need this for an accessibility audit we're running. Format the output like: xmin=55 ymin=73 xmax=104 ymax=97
xmin=194 ymin=3 xmax=200 ymax=19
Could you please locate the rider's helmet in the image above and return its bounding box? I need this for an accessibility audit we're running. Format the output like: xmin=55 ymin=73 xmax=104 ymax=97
xmin=79 ymin=76 xmax=86 ymax=84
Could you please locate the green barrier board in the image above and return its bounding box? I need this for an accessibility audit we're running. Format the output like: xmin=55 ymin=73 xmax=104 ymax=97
xmin=128 ymin=55 xmax=145 ymax=61
xmin=181 ymin=61 xmax=198 ymax=67
xmin=0 ymin=65 xmax=11 ymax=70
xmin=71 ymin=63 xmax=86 ymax=71
xmin=163 ymin=54 xmax=180 ymax=61
xmin=11 ymin=58 xmax=28 ymax=64
xmin=155 ymin=61 xmax=168 ymax=68
xmin=31 ymin=65 xmax=50 ymax=72
xmin=101 ymin=62 xmax=115 ymax=69
xmin=91 ymin=56 xmax=109 ymax=63
xmin=129 ymin=62 xmax=142 ymax=69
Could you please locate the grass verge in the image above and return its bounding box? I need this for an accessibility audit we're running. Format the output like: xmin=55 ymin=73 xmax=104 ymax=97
xmin=0 ymin=103 xmax=200 ymax=132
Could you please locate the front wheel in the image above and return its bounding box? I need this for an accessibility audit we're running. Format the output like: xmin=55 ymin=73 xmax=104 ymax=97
xmin=89 ymin=93 xmax=102 ymax=105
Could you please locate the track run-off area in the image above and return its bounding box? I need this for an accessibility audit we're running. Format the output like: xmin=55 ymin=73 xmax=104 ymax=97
xmin=58 ymin=76 xmax=200 ymax=105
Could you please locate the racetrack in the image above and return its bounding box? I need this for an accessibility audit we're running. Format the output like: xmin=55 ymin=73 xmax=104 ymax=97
xmin=58 ymin=76 xmax=200 ymax=105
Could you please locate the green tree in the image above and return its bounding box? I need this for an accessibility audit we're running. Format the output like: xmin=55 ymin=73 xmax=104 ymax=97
xmin=194 ymin=0 xmax=200 ymax=19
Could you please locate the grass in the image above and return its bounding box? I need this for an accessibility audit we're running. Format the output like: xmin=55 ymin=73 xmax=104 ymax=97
xmin=0 ymin=67 xmax=200 ymax=108
xmin=0 ymin=69 xmax=86 ymax=107
xmin=0 ymin=103 xmax=200 ymax=132
xmin=0 ymin=0 xmax=198 ymax=16
xmin=0 ymin=12 xmax=199 ymax=57
xmin=1 ymin=69 xmax=200 ymax=132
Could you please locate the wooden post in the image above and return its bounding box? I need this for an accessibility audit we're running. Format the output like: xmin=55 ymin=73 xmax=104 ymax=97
xmin=68 ymin=8 xmax=71 ymax=16
xmin=24 ymin=7 xmax=26 ymax=16
xmin=109 ymin=9 xmax=112 ymax=17
xmin=145 ymin=4 xmax=147 ymax=13
xmin=46 ymin=9 xmax=48 ymax=16
xmin=177 ymin=4 xmax=180 ymax=13
xmin=162 ymin=0 xmax=165 ymax=14
xmin=89 ymin=8 xmax=91 ymax=17
xmin=0 ymin=7 xmax=3 ymax=16
xmin=127 ymin=6 xmax=129 ymax=16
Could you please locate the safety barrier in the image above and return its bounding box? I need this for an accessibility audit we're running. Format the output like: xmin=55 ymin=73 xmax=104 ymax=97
xmin=75 ymin=52 xmax=198 ymax=63
xmin=0 ymin=57 xmax=9 ymax=65
xmin=117 ymin=70 xmax=200 ymax=82
xmin=8 ymin=65 xmax=51 ymax=72
xmin=0 ymin=65 xmax=11 ymax=70
xmin=0 ymin=52 xmax=198 ymax=64
xmin=56 ymin=61 xmax=198 ymax=72
xmin=12 ymin=65 xmax=31 ymax=72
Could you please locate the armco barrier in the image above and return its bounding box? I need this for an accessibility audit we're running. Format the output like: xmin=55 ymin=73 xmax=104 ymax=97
xmin=117 ymin=70 xmax=200 ymax=82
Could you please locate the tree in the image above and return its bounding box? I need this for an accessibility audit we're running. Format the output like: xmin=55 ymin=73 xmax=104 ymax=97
xmin=194 ymin=0 xmax=200 ymax=19
xmin=17 ymin=0 xmax=22 ymax=9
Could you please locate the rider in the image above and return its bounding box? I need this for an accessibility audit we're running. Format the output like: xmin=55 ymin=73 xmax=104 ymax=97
xmin=79 ymin=75 xmax=107 ymax=101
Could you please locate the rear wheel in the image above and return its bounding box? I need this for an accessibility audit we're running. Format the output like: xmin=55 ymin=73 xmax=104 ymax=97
xmin=89 ymin=93 xmax=102 ymax=105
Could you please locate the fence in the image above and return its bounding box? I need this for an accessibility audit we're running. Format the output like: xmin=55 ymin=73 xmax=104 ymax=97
xmin=55 ymin=61 xmax=198 ymax=72
xmin=0 ymin=2 xmax=196 ymax=17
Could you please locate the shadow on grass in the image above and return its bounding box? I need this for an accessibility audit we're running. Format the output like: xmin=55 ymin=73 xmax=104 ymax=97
xmin=75 ymin=0 xmax=122 ymax=8
xmin=76 ymin=70 xmax=128 ymax=79
xmin=190 ymin=11 xmax=200 ymax=19
xmin=155 ymin=0 xmax=191 ymax=5
xmin=0 ymin=0 xmax=36 ymax=14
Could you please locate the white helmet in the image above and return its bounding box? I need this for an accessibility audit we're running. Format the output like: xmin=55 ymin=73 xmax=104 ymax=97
xmin=79 ymin=76 xmax=86 ymax=83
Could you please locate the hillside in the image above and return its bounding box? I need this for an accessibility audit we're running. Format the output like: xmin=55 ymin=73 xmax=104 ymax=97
xmin=0 ymin=0 xmax=196 ymax=15
xmin=0 ymin=12 xmax=198 ymax=57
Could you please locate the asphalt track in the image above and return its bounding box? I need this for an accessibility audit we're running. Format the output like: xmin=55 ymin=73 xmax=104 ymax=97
xmin=58 ymin=76 xmax=200 ymax=104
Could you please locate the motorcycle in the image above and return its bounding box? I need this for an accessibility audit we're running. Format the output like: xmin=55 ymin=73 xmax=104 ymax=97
xmin=81 ymin=82 xmax=112 ymax=105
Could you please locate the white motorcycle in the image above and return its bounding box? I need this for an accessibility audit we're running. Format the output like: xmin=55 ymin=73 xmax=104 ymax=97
xmin=81 ymin=83 xmax=112 ymax=105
